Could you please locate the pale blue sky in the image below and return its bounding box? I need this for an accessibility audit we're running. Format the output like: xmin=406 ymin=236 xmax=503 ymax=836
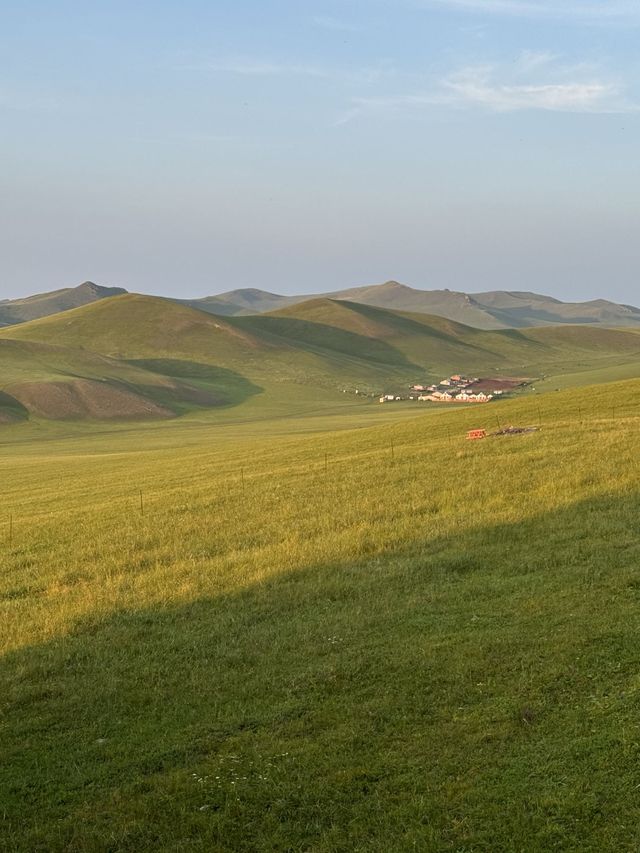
xmin=2 ymin=1 xmax=639 ymax=303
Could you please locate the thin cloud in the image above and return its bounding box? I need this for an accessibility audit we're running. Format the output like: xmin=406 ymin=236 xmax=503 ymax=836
xmin=337 ymin=59 xmax=637 ymax=123
xmin=444 ymin=66 xmax=626 ymax=112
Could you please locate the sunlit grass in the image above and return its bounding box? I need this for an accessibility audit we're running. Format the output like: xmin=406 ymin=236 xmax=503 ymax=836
xmin=2 ymin=379 xmax=640 ymax=850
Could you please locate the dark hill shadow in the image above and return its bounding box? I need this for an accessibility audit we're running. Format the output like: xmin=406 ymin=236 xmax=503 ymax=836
xmin=245 ymin=303 xmax=555 ymax=366
xmin=0 ymin=390 xmax=29 ymax=422
xmin=339 ymin=300 xmax=557 ymax=358
xmin=2 ymin=490 xmax=640 ymax=850
xmin=234 ymin=314 xmax=423 ymax=370
xmin=127 ymin=360 xmax=263 ymax=409
xmin=329 ymin=299 xmax=480 ymax=343
xmin=489 ymin=307 xmax=599 ymax=327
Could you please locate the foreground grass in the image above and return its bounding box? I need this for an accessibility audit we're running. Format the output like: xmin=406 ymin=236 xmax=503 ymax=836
xmin=2 ymin=380 xmax=640 ymax=851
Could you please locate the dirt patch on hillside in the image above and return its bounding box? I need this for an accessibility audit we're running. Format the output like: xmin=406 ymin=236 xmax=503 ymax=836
xmin=8 ymin=380 xmax=174 ymax=420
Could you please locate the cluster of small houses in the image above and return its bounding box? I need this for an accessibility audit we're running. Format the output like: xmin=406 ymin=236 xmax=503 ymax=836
xmin=380 ymin=374 xmax=503 ymax=404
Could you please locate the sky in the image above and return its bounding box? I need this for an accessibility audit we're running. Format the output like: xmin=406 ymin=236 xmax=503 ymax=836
xmin=1 ymin=0 xmax=639 ymax=304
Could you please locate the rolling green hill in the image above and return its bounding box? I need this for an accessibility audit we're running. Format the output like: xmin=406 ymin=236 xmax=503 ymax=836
xmin=0 ymin=294 xmax=416 ymax=391
xmin=1 ymin=293 xmax=639 ymax=424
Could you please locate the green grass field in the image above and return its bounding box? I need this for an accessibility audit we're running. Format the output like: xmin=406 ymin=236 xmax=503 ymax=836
xmin=2 ymin=377 xmax=640 ymax=851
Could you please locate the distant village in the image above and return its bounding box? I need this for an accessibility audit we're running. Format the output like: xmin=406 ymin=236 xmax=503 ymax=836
xmin=379 ymin=374 xmax=525 ymax=404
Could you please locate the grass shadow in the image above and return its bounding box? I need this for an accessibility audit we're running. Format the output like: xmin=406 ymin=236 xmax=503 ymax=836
xmin=126 ymin=360 xmax=264 ymax=409
xmin=235 ymin=314 xmax=424 ymax=371
xmin=0 ymin=390 xmax=29 ymax=422
xmin=2 ymin=490 xmax=640 ymax=850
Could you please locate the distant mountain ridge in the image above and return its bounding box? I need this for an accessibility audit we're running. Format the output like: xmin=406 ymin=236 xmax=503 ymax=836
xmin=3 ymin=280 xmax=640 ymax=329
xmin=0 ymin=281 xmax=126 ymax=326
xmin=179 ymin=280 xmax=640 ymax=329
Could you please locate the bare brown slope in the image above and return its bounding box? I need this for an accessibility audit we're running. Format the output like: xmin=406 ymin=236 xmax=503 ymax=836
xmin=8 ymin=380 xmax=173 ymax=420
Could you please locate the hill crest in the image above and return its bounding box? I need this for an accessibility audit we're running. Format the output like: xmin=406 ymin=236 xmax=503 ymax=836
xmin=0 ymin=280 xmax=127 ymax=326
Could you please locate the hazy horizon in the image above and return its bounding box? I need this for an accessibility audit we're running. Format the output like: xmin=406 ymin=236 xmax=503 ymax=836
xmin=2 ymin=1 xmax=639 ymax=304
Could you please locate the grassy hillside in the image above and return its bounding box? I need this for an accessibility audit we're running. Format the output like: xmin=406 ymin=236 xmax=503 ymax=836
xmin=2 ymin=380 xmax=640 ymax=850
xmin=0 ymin=294 xmax=266 ymax=358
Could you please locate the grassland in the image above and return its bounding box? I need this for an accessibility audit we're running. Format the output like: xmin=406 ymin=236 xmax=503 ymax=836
xmin=2 ymin=377 xmax=640 ymax=851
